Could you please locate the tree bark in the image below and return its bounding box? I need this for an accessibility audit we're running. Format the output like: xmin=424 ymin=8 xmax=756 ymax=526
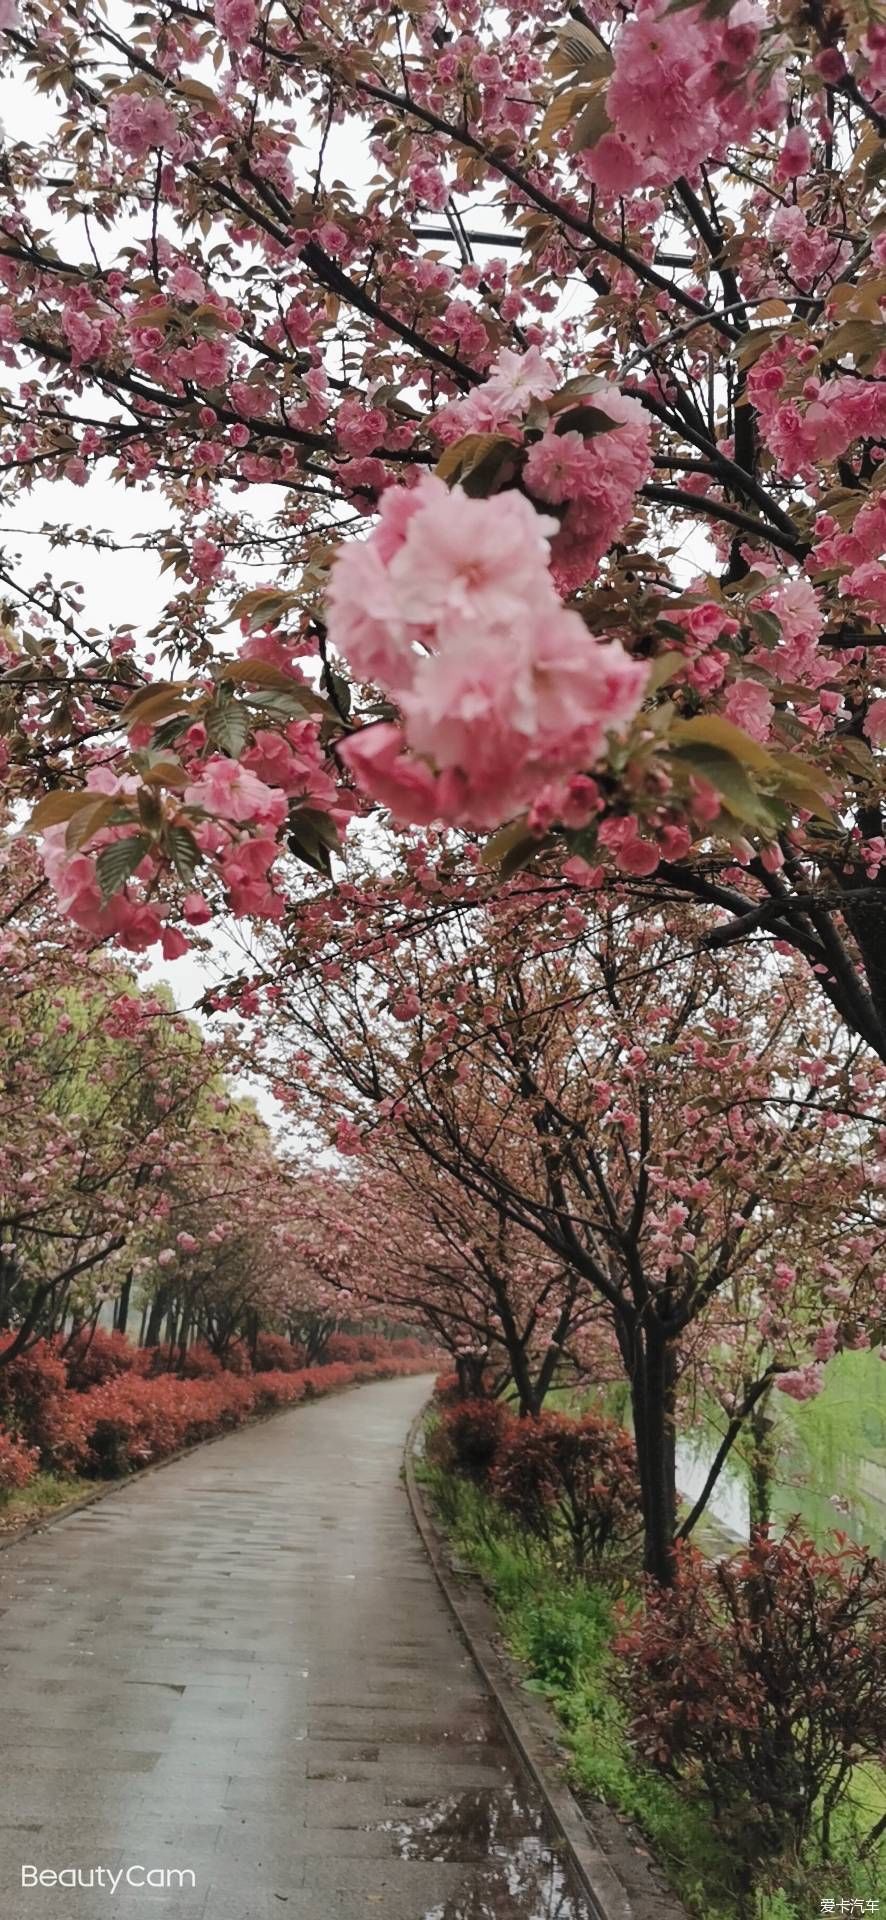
xmin=144 ymin=1288 xmax=168 ymax=1348
xmin=631 ymin=1320 xmax=679 ymax=1585
xmin=748 ymin=1388 xmax=775 ymax=1539
xmin=115 ymin=1273 xmax=132 ymax=1336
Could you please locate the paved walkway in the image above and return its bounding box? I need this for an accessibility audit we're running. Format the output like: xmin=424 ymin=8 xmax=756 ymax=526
xmin=0 ymin=1374 xmax=589 ymax=1920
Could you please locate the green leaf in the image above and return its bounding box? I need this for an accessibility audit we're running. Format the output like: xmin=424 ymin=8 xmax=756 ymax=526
xmin=669 ymin=713 xmax=775 ymax=774
xmin=548 ymin=373 xmax=607 ymax=411
xmin=206 ymin=697 xmax=251 ymax=758
xmin=216 ymin=657 xmax=305 ymax=692
xmin=325 ymin=668 xmax=352 ymax=720
xmin=570 ymin=91 xmax=612 ymax=152
xmin=644 ymin=651 xmax=685 ymax=697
xmin=670 ymin=744 xmax=784 ymax=832
xmin=137 ymin=785 xmax=164 ymax=832
xmin=120 ymin=680 xmax=194 ymax=724
xmin=96 ymin=834 xmax=151 ymax=900
xmin=230 ymin=587 xmax=300 ymax=633
xmin=748 ymin=609 xmax=782 ymax=649
xmin=151 ymin=715 xmax=191 ymax=751
xmin=64 ymin=795 xmax=120 ymax=851
xmin=167 ymin=824 xmax=201 ymax=885
xmin=553 ymin=404 xmax=619 ymax=438
xmin=287 ymin=807 xmax=342 ymax=877
xmin=435 ymin=433 xmax=517 ymax=495
xmin=27 ymin=789 xmax=99 ymax=831
xmin=246 ymin=688 xmax=328 ymax=722
xmin=482 ymin=815 xmax=532 ymax=867
xmin=549 ymin=21 xmax=613 ymax=84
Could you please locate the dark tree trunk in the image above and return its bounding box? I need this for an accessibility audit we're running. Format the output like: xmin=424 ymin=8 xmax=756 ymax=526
xmin=748 ymin=1388 xmax=775 ymax=1539
xmin=455 ymin=1352 xmax=487 ymax=1399
xmin=144 ymin=1288 xmax=168 ymax=1348
xmin=115 ymin=1273 xmax=133 ymax=1336
xmin=177 ymin=1306 xmax=192 ymax=1372
xmin=630 ymin=1320 xmax=679 ymax=1586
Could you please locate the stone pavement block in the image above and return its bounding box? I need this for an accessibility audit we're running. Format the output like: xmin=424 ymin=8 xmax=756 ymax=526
xmin=300 ymin=1855 xmax=469 ymax=1894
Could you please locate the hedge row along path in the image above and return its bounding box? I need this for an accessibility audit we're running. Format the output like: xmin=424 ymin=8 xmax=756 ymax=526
xmin=0 ymin=1373 xmax=591 ymax=1920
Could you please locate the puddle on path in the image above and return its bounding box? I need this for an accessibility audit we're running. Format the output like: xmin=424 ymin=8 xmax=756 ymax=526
xmin=370 ymin=1784 xmax=592 ymax=1917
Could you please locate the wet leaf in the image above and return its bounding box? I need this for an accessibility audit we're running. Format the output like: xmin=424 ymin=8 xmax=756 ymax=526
xmin=96 ymin=834 xmax=151 ymax=899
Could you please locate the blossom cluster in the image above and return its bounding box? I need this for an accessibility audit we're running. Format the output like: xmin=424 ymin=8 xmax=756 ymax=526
xmin=40 ymin=708 xmax=351 ymax=956
xmin=748 ymin=339 xmax=886 ymax=480
xmin=435 ymin=348 xmax=654 ymax=593
xmin=812 ymin=494 xmax=886 ymax=620
xmin=329 ymin=473 xmax=648 ymax=831
xmin=587 ymin=0 xmax=785 ymax=197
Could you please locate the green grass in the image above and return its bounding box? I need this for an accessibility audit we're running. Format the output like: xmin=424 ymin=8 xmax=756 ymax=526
xmin=0 ymin=1472 xmax=92 ymax=1534
xmin=420 ymin=1456 xmax=884 ymax=1920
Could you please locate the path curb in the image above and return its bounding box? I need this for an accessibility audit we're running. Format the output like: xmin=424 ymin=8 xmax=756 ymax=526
xmin=404 ymin=1408 xmax=689 ymax=1920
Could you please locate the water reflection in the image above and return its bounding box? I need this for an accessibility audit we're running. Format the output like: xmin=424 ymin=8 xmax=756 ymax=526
xmin=372 ymin=1784 xmax=591 ymax=1917
xmin=422 ymin=1857 xmax=587 ymax=1920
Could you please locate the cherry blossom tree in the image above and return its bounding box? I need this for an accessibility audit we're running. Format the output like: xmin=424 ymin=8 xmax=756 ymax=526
xmin=250 ymin=862 xmax=886 ymax=1580
xmin=294 ymin=1159 xmax=603 ymax=1414
xmin=0 ymin=0 xmax=882 ymax=1070
xmin=0 ymin=830 xmax=295 ymax=1360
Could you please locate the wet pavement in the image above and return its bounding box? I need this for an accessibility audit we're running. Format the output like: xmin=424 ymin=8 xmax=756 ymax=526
xmin=0 ymin=1374 xmax=593 ymax=1919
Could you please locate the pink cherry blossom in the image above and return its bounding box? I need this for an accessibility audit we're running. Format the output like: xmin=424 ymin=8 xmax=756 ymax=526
xmin=775 ymin=1364 xmax=824 ymax=1401
xmin=722 ymin=679 xmax=774 ymax=742
xmin=169 ymin=264 xmax=206 ymax=302
xmin=183 ymin=756 xmax=288 ymax=827
xmin=214 ymin=0 xmax=258 ymax=48
xmin=107 ymin=91 xmax=177 ymax=159
xmin=330 ymin=474 xmax=647 ymax=830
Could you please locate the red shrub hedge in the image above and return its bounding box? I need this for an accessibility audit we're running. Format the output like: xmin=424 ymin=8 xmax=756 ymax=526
xmin=429 ymin=1397 xmax=512 ymax=1485
xmin=0 ymin=1335 xmax=92 ymax=1471
xmin=253 ymin=1333 xmax=305 ymax=1373
xmin=81 ymin=1372 xmax=258 ymax=1475
xmin=324 ymin=1333 xmax=364 ymax=1365
xmin=64 ymin=1328 xmax=137 ymax=1390
xmin=0 ymin=1428 xmax=40 ymax=1493
xmin=0 ymin=1331 xmax=431 ymax=1484
xmin=618 ymin=1530 xmax=886 ymax=1870
xmin=250 ymin=1369 xmax=307 ymax=1412
xmin=492 ymin=1411 xmax=641 ymax=1571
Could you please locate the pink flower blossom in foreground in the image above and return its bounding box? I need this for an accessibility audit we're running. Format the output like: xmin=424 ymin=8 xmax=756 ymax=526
xmin=588 ymin=0 xmax=783 ymax=195
xmin=435 ymin=344 xmax=559 ymax=441
xmin=330 ymin=475 xmax=647 ymax=830
xmin=183 ymin=756 xmax=288 ymax=828
xmin=722 ymin=679 xmax=773 ymax=743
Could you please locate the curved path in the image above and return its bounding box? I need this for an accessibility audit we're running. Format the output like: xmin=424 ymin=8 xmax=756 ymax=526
xmin=0 ymin=1374 xmax=589 ymax=1920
